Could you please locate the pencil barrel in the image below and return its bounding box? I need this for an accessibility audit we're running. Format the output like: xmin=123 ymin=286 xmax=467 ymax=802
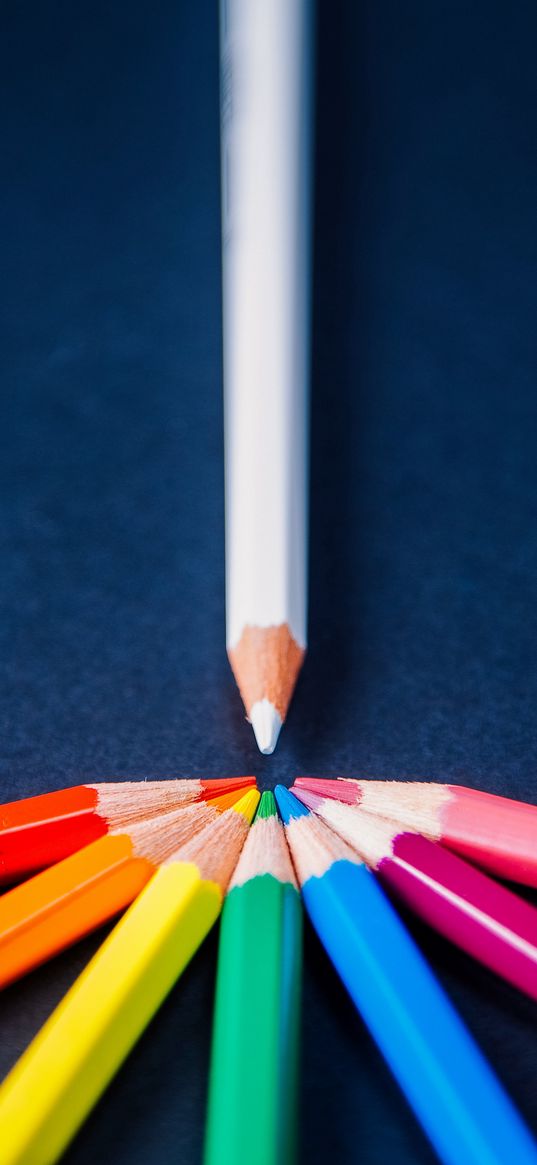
xmin=0 ymin=834 xmax=154 ymax=989
xmin=442 ymin=786 xmax=537 ymax=887
xmin=204 ymin=875 xmax=302 ymax=1165
xmin=379 ymin=834 xmax=537 ymax=1002
xmin=0 ymin=792 xmax=106 ymax=883
xmin=0 ymin=865 xmax=222 ymax=1165
xmin=302 ymin=861 xmax=537 ymax=1165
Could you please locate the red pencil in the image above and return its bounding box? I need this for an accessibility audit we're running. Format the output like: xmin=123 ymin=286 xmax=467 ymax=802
xmin=0 ymin=790 xmax=244 ymax=990
xmin=293 ymin=786 xmax=537 ymax=1001
xmin=294 ymin=777 xmax=537 ymax=888
xmin=0 ymin=776 xmax=255 ymax=883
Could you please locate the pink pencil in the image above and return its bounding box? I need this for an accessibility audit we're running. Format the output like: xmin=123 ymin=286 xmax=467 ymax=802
xmin=294 ymin=777 xmax=537 ymax=888
xmin=293 ymin=786 xmax=537 ymax=1001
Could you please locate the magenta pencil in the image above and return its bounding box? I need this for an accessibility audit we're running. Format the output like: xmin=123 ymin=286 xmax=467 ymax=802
xmin=293 ymin=787 xmax=537 ymax=1001
xmin=294 ymin=777 xmax=537 ymax=888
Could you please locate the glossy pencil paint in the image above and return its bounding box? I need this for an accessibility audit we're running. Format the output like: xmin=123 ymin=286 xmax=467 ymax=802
xmin=0 ymin=790 xmax=260 ymax=1165
xmin=275 ymin=786 xmax=537 ymax=1165
xmin=0 ymin=789 xmax=246 ymax=989
xmin=293 ymin=788 xmax=537 ymax=1001
xmin=204 ymin=791 xmax=302 ymax=1165
xmin=294 ymin=777 xmax=537 ymax=887
xmin=0 ymin=776 xmax=255 ymax=882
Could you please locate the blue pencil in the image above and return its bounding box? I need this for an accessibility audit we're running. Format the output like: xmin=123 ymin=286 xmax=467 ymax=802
xmin=274 ymin=786 xmax=537 ymax=1165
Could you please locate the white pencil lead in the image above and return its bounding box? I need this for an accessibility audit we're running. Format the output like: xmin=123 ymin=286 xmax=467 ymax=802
xmin=250 ymin=699 xmax=282 ymax=755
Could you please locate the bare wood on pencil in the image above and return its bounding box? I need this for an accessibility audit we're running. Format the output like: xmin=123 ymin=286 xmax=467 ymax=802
xmin=167 ymin=809 xmax=251 ymax=891
xmin=128 ymin=804 xmax=221 ymax=863
xmin=229 ymin=811 xmax=297 ymax=889
xmin=228 ymin=623 xmax=305 ymax=720
xmin=283 ymin=813 xmax=360 ymax=884
xmin=93 ymin=780 xmax=241 ymax=826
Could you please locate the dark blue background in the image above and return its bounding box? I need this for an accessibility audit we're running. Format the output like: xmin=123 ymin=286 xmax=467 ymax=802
xmin=1 ymin=2 xmax=536 ymax=1161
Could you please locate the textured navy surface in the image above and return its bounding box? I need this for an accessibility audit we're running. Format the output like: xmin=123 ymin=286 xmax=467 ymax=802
xmin=1 ymin=2 xmax=536 ymax=1162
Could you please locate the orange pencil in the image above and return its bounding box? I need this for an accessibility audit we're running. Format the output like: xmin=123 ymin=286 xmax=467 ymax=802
xmin=0 ymin=776 xmax=255 ymax=883
xmin=0 ymin=789 xmax=245 ymax=989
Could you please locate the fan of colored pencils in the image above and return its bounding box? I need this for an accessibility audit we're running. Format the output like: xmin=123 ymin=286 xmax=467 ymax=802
xmin=0 ymin=773 xmax=536 ymax=1165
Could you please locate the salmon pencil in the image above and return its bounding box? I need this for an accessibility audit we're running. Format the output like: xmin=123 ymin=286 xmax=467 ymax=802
xmin=294 ymin=778 xmax=537 ymax=887
xmin=0 ymin=789 xmax=246 ymax=989
xmin=0 ymin=776 xmax=255 ymax=883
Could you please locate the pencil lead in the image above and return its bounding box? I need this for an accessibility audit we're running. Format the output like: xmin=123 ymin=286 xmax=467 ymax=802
xmin=274 ymin=784 xmax=309 ymax=824
xmin=291 ymin=785 xmax=322 ymax=811
xmin=231 ymin=788 xmax=260 ymax=825
xmin=249 ymin=699 xmax=282 ymax=755
xmin=255 ymin=789 xmax=277 ymax=819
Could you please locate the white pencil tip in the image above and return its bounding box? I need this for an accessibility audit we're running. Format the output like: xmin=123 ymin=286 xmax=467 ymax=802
xmin=250 ymin=699 xmax=283 ymax=755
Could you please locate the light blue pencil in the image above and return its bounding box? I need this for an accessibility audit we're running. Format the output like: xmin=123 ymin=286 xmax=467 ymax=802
xmin=274 ymin=785 xmax=537 ymax=1165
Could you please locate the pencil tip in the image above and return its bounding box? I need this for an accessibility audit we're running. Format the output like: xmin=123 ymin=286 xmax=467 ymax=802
xmin=256 ymin=790 xmax=277 ymax=819
xmin=291 ymin=785 xmax=322 ymax=811
xmin=231 ymin=788 xmax=260 ymax=824
xmin=274 ymin=784 xmax=310 ymax=824
xmin=250 ymin=699 xmax=282 ymax=754
xmin=228 ymin=625 xmax=305 ymax=747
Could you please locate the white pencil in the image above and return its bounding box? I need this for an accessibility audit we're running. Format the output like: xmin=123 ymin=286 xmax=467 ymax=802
xmin=220 ymin=0 xmax=313 ymax=754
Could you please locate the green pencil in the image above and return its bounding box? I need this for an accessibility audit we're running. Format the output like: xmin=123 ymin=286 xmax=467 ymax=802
xmin=203 ymin=790 xmax=302 ymax=1165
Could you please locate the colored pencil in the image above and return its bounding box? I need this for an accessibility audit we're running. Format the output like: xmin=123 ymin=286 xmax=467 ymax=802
xmin=275 ymin=786 xmax=537 ymax=1165
xmin=204 ymin=790 xmax=302 ymax=1165
xmin=293 ymin=787 xmax=537 ymax=1001
xmin=0 ymin=788 xmax=259 ymax=1165
xmin=0 ymin=776 xmax=255 ymax=883
xmin=294 ymin=777 xmax=537 ymax=887
xmin=0 ymin=789 xmax=246 ymax=990
xmin=221 ymin=0 xmax=313 ymax=754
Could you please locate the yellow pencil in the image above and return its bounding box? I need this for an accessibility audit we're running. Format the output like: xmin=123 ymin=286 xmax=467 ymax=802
xmin=0 ymin=788 xmax=259 ymax=1165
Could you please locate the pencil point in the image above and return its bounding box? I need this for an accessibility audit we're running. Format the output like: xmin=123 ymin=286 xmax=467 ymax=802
xmin=256 ymin=790 xmax=277 ymax=819
xmin=250 ymin=699 xmax=282 ymax=755
xmin=231 ymin=788 xmax=261 ymax=825
xmin=291 ymin=785 xmax=322 ymax=811
xmin=228 ymin=625 xmax=305 ymax=747
xmin=274 ymin=785 xmax=310 ymax=824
